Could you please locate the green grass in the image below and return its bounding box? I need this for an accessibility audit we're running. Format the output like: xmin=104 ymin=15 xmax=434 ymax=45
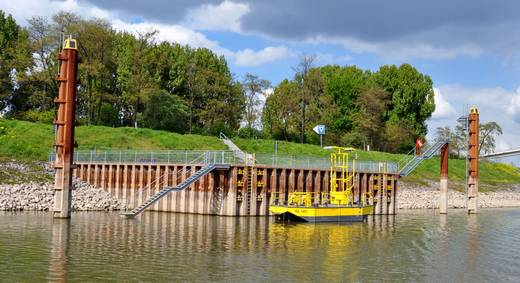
xmin=0 ymin=118 xmax=226 ymax=161
xmin=1 ymin=118 xmax=520 ymax=189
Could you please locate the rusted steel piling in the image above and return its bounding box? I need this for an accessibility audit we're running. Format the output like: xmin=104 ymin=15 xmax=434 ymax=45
xmin=467 ymin=107 xmax=479 ymax=214
xmin=439 ymin=143 xmax=449 ymax=214
xmin=73 ymin=163 xmax=398 ymax=216
xmin=53 ymin=38 xmax=79 ymax=219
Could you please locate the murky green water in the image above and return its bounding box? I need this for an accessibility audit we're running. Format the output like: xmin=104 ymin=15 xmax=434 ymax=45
xmin=1 ymin=209 xmax=519 ymax=282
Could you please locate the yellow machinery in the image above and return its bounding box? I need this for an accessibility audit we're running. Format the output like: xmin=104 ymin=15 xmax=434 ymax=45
xmin=63 ymin=36 xmax=77 ymax=50
xmin=269 ymin=147 xmax=373 ymax=222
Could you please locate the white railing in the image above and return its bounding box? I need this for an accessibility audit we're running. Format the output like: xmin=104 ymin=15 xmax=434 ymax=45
xmin=49 ymin=149 xmax=398 ymax=174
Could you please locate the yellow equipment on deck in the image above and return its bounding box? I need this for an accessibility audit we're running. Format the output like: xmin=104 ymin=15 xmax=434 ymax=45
xmin=269 ymin=147 xmax=373 ymax=222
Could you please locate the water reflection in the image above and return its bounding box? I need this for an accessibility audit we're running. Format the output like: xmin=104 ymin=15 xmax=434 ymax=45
xmin=49 ymin=219 xmax=70 ymax=282
xmin=1 ymin=210 xmax=520 ymax=282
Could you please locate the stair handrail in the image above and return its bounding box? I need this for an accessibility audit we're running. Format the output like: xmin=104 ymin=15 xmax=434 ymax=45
xmin=398 ymin=139 xmax=450 ymax=176
xmin=219 ymin=131 xmax=229 ymax=140
xmin=397 ymin=147 xmax=417 ymax=172
xmin=126 ymin=164 xmax=226 ymax=216
xmin=127 ymin=168 xmax=186 ymax=210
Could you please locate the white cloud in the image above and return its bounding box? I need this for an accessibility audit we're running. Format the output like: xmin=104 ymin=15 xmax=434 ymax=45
xmin=314 ymin=52 xmax=351 ymax=65
xmin=427 ymin=84 xmax=520 ymax=158
xmin=431 ymin=87 xmax=457 ymax=119
xmin=234 ymin=46 xmax=291 ymax=67
xmin=307 ymin=35 xmax=483 ymax=60
xmin=111 ymin=20 xmax=291 ymax=67
xmin=506 ymin=87 xmax=520 ymax=121
xmin=184 ymin=1 xmax=250 ymax=32
xmin=0 ymin=0 xmax=112 ymax=25
xmin=111 ymin=19 xmax=232 ymax=55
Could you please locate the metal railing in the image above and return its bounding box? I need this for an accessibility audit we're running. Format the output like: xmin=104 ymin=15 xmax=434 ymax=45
xmin=48 ymin=149 xmax=398 ymax=174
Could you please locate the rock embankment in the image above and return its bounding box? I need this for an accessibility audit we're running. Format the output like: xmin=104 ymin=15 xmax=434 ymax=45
xmin=0 ymin=178 xmax=125 ymax=211
xmin=397 ymin=181 xmax=520 ymax=209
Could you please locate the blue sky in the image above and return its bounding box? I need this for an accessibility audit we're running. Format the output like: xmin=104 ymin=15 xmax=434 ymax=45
xmin=3 ymin=0 xmax=520 ymax=160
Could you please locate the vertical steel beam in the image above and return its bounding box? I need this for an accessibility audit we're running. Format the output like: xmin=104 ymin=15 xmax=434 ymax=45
xmin=467 ymin=107 xmax=479 ymax=214
xmin=440 ymin=143 xmax=449 ymax=214
xmin=53 ymin=40 xmax=79 ymax=219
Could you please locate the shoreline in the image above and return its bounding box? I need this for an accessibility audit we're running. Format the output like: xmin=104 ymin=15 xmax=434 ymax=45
xmin=2 ymin=180 xmax=520 ymax=212
xmin=2 ymin=161 xmax=520 ymax=211
xmin=397 ymin=181 xmax=520 ymax=209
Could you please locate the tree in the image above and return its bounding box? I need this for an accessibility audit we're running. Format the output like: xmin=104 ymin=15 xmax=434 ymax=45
xmin=0 ymin=10 xmax=31 ymax=112
xmin=262 ymin=79 xmax=300 ymax=141
xmin=294 ymin=55 xmax=316 ymax=143
xmin=351 ymin=87 xmax=390 ymax=150
xmin=115 ymin=31 xmax=157 ymax=128
xmin=74 ymin=17 xmax=117 ymax=125
xmin=142 ymin=89 xmax=189 ymax=133
xmin=479 ymin=121 xmax=502 ymax=155
xmin=435 ymin=126 xmax=462 ymax=157
xmin=242 ymin=73 xmax=270 ymax=129
xmin=382 ymin=120 xmax=416 ymax=153
xmin=373 ymin=64 xmax=435 ymax=137
xmin=26 ymin=16 xmax=59 ymax=105
xmin=321 ymin=65 xmax=369 ymax=133
xmin=438 ymin=120 xmax=502 ymax=157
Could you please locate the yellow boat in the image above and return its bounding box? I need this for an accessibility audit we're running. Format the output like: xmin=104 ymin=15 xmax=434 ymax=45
xmin=269 ymin=147 xmax=374 ymax=223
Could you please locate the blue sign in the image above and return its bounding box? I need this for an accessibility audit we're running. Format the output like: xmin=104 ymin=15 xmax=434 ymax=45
xmin=313 ymin=125 xmax=326 ymax=135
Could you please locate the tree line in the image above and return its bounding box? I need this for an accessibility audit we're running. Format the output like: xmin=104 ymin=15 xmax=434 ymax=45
xmin=1 ymin=10 xmax=438 ymax=153
xmin=436 ymin=120 xmax=503 ymax=157
xmin=262 ymin=56 xmax=435 ymax=152
xmin=0 ymin=10 xmax=244 ymax=136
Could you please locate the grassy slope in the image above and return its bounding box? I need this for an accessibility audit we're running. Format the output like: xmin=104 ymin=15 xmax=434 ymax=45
xmin=1 ymin=118 xmax=519 ymax=190
xmin=0 ymin=119 xmax=226 ymax=161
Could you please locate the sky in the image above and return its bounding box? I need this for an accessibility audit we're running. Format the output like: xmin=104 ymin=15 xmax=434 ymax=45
xmin=2 ymin=0 xmax=520 ymax=159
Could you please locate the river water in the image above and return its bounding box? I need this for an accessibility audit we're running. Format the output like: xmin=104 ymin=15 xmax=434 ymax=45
xmin=1 ymin=209 xmax=519 ymax=282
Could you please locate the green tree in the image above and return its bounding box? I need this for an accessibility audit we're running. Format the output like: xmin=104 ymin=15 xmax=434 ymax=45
xmin=373 ymin=64 xmax=435 ymax=137
xmin=142 ymin=89 xmax=189 ymax=133
xmin=262 ymin=79 xmax=300 ymax=141
xmin=74 ymin=17 xmax=117 ymax=125
xmin=350 ymin=87 xmax=390 ymax=150
xmin=242 ymin=73 xmax=270 ymax=130
xmin=435 ymin=126 xmax=462 ymax=157
xmin=321 ymin=65 xmax=369 ymax=133
xmin=479 ymin=121 xmax=503 ymax=155
xmin=0 ymin=10 xmax=31 ymax=111
xmin=114 ymin=31 xmax=157 ymax=128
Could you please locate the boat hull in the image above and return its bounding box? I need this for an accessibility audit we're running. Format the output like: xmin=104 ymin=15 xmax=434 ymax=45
xmin=270 ymin=205 xmax=373 ymax=223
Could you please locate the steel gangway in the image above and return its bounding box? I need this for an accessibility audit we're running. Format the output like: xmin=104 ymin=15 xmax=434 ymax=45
xmin=121 ymin=163 xmax=230 ymax=218
xmin=398 ymin=139 xmax=449 ymax=177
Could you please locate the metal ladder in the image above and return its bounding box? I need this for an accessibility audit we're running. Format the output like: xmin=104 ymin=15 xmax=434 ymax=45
xmin=246 ymin=166 xmax=253 ymax=215
xmin=121 ymin=163 xmax=230 ymax=218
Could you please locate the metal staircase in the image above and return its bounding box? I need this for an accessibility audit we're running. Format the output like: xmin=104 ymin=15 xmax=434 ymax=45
xmin=398 ymin=139 xmax=449 ymax=177
xmin=219 ymin=132 xmax=255 ymax=165
xmin=121 ymin=163 xmax=230 ymax=218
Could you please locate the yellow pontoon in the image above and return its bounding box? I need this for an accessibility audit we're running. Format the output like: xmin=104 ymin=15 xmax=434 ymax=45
xmin=269 ymin=147 xmax=373 ymax=222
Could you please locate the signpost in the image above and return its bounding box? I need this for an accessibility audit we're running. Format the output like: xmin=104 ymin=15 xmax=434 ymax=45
xmin=313 ymin=125 xmax=326 ymax=147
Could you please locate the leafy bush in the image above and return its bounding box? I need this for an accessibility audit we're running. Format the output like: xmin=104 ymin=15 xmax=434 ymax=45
xmin=238 ymin=127 xmax=263 ymax=139
xmin=21 ymin=110 xmax=54 ymax=124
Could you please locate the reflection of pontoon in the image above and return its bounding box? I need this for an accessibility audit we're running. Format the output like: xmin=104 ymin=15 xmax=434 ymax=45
xmin=269 ymin=147 xmax=373 ymax=222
